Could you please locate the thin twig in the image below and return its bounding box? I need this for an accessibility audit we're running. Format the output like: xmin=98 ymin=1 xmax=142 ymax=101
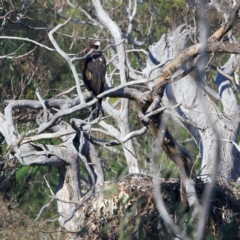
xmin=52 ymin=86 xmax=77 ymax=99
xmin=35 ymin=199 xmax=54 ymax=221
xmin=36 ymin=88 xmax=48 ymax=122
xmin=0 ymin=36 xmax=55 ymax=51
xmin=48 ymin=17 xmax=86 ymax=105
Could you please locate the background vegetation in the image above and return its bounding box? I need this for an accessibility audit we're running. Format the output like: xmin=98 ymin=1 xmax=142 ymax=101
xmin=1 ymin=0 xmax=239 ymax=239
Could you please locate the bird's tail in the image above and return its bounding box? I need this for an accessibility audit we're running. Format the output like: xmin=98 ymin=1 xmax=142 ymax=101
xmin=92 ymin=99 xmax=104 ymax=119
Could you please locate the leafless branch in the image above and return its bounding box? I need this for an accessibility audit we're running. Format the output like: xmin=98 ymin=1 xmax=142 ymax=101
xmin=122 ymin=126 xmax=148 ymax=143
xmin=145 ymin=103 xmax=182 ymax=118
xmin=34 ymin=199 xmax=54 ymax=222
xmin=107 ymin=48 xmax=148 ymax=66
xmin=153 ymin=177 xmax=192 ymax=240
xmin=35 ymin=176 xmax=55 ymax=221
xmin=49 ymin=195 xmax=81 ymax=205
xmin=0 ymin=36 xmax=55 ymax=51
xmin=0 ymin=44 xmax=36 ymax=59
xmin=36 ymin=88 xmax=48 ymax=122
xmin=21 ymin=129 xmax=76 ymax=145
xmin=126 ymin=0 xmax=138 ymax=35
xmin=36 ymin=79 xmax=147 ymax=133
xmin=77 ymin=5 xmax=103 ymax=26
xmin=73 ymin=40 xmax=125 ymax=62
xmin=48 ymin=17 xmax=86 ymax=105
xmin=52 ymin=86 xmax=77 ymax=99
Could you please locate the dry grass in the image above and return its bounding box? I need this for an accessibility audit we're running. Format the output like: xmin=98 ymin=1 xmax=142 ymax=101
xmin=0 ymin=200 xmax=68 ymax=240
xmin=1 ymin=174 xmax=240 ymax=239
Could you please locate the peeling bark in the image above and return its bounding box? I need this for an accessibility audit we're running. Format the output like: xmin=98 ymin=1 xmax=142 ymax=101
xmin=143 ymin=21 xmax=240 ymax=181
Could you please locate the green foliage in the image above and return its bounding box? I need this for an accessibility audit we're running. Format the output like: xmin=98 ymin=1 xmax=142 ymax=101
xmin=0 ymin=0 xmax=227 ymax=238
xmin=13 ymin=166 xmax=59 ymax=220
xmin=0 ymin=0 xmax=192 ymax=217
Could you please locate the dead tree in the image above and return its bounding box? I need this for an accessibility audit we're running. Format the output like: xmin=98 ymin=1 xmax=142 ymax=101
xmin=0 ymin=0 xmax=240 ymax=238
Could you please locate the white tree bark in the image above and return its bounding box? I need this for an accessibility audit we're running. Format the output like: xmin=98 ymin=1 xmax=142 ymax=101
xmin=1 ymin=1 xmax=240 ymax=237
xmin=1 ymin=98 xmax=106 ymax=232
xmin=143 ymin=24 xmax=240 ymax=181
xmin=92 ymin=0 xmax=139 ymax=173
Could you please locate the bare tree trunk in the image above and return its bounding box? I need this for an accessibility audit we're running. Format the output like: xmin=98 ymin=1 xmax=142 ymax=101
xmin=144 ymin=24 xmax=240 ymax=181
xmin=81 ymin=137 xmax=105 ymax=185
xmin=166 ymin=73 xmax=240 ymax=181
xmin=56 ymin=162 xmax=81 ymax=231
xmin=92 ymin=0 xmax=139 ymax=173
xmin=0 ymin=98 xmax=108 ymax=231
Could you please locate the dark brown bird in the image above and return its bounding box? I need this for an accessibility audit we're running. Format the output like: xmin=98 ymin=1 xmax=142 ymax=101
xmin=79 ymin=40 xmax=106 ymax=119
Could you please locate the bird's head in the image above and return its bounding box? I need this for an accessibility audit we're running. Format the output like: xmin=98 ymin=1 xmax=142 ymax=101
xmin=87 ymin=40 xmax=100 ymax=50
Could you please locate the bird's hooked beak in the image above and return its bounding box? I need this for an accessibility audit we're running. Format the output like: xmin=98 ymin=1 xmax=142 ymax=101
xmin=94 ymin=41 xmax=100 ymax=46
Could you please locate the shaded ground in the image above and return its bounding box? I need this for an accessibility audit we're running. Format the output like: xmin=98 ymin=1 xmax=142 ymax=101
xmin=0 ymin=200 xmax=67 ymax=239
